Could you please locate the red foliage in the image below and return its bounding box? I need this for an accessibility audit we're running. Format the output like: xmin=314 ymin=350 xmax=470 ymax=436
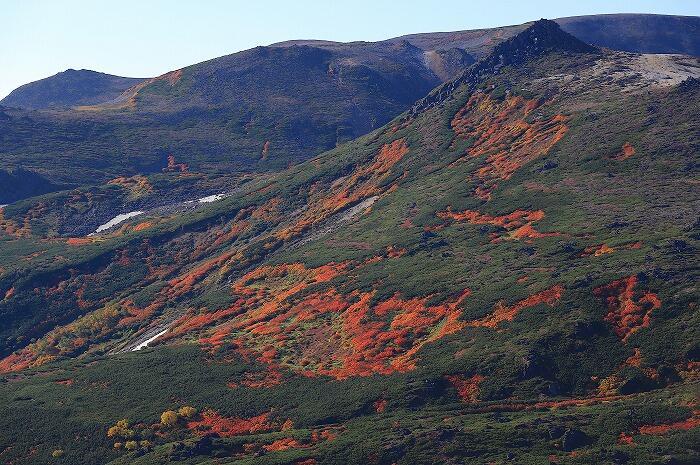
xmin=580 ymin=244 xmax=615 ymax=257
xmin=188 ymin=260 xmax=471 ymax=379
xmin=638 ymin=411 xmax=700 ymax=435
xmin=66 ymin=237 xmax=93 ymax=246
xmin=437 ymin=207 xmax=560 ymax=242
xmin=594 ymin=275 xmax=661 ymax=341
xmin=276 ymin=139 xmax=409 ymax=241
xmin=617 ymin=432 xmax=634 ymax=445
xmin=373 ymin=399 xmax=388 ymax=413
xmin=262 ymin=438 xmax=304 ymax=451
xmin=187 ymin=411 xmax=276 ymax=437
xmin=450 ymin=92 xmax=568 ymax=200
xmin=446 ymin=374 xmax=485 ymax=403
xmin=467 ymin=285 xmax=564 ymax=328
xmin=613 ymin=142 xmax=636 ymax=161
xmin=239 ymin=368 xmax=283 ymax=388
xmin=164 ymin=154 xmax=188 ymax=173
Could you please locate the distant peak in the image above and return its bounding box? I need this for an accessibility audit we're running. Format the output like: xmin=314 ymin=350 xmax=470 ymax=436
xmin=491 ymin=18 xmax=597 ymax=62
xmin=410 ymin=19 xmax=597 ymax=115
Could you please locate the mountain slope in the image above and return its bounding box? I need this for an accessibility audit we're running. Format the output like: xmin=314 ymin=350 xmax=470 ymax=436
xmin=1 ymin=14 xmax=698 ymax=206
xmin=0 ymin=69 xmax=145 ymax=110
xmin=0 ymin=20 xmax=698 ymax=465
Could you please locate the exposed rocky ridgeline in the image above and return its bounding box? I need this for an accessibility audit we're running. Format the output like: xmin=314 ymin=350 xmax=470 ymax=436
xmin=411 ymin=19 xmax=598 ymax=115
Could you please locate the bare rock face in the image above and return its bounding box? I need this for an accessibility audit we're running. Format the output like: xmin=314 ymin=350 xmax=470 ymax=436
xmin=411 ymin=19 xmax=598 ymax=115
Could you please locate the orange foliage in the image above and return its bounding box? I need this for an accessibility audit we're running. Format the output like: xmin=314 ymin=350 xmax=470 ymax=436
xmin=187 ymin=411 xmax=276 ymax=437
xmin=374 ymin=399 xmax=388 ymax=413
xmin=275 ymin=139 xmax=408 ymax=241
xmin=164 ymin=154 xmax=188 ymax=173
xmin=67 ymin=237 xmax=94 ymax=246
xmin=638 ymin=411 xmax=700 ymax=435
xmin=132 ymin=221 xmax=153 ymax=232
xmin=3 ymin=287 xmax=14 ymax=300
xmin=438 ymin=208 xmax=544 ymax=228
xmin=261 ymin=140 xmax=271 ymax=160
xmin=617 ymin=432 xmax=634 ymax=445
xmin=437 ymin=207 xmax=560 ymax=242
xmin=0 ymin=352 xmax=33 ymax=373
xmin=624 ymin=348 xmax=643 ymax=368
xmin=451 ymin=92 xmax=568 ymax=200
xmin=251 ymin=197 xmax=282 ymax=222
xmin=168 ymin=251 xmax=236 ymax=297
xmin=467 ymin=285 xmax=564 ymax=328
xmin=446 ymin=374 xmax=485 ymax=403
xmin=613 ymin=142 xmax=636 ymax=161
xmin=386 ymin=245 xmax=407 ymax=258
xmin=0 ymin=208 xmax=31 ymax=238
xmin=262 ymin=438 xmax=304 ymax=452
xmin=117 ymin=299 xmax=162 ymax=327
xmin=108 ymin=175 xmax=153 ymax=197
xmin=186 ymin=260 xmax=471 ymax=379
xmin=581 ymin=244 xmax=615 ymax=257
xmin=0 ymin=202 xmax=46 ymax=238
xmin=594 ymin=276 xmax=661 ymax=341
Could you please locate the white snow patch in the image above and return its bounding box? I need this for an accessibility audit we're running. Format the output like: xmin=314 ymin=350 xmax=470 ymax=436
xmin=132 ymin=328 xmax=169 ymax=351
xmin=91 ymin=211 xmax=144 ymax=235
xmin=198 ymin=194 xmax=225 ymax=203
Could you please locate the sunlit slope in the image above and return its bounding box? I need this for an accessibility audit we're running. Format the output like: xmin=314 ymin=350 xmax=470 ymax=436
xmin=0 ymin=20 xmax=698 ymax=465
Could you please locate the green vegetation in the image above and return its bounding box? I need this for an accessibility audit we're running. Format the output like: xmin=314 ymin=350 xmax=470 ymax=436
xmin=0 ymin=20 xmax=698 ymax=465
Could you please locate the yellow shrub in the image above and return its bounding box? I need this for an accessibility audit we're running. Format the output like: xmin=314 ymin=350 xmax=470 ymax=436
xmin=178 ymin=406 xmax=197 ymax=418
xmin=160 ymin=410 xmax=179 ymax=426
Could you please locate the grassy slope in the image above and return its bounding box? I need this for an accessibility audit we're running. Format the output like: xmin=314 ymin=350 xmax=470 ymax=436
xmin=0 ymin=24 xmax=699 ymax=465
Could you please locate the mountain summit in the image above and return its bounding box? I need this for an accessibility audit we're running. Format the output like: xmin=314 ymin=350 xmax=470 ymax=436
xmin=1 ymin=69 xmax=144 ymax=110
xmin=412 ymin=19 xmax=597 ymax=114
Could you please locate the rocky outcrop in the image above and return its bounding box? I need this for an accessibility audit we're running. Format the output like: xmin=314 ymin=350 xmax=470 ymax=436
xmin=410 ymin=19 xmax=598 ymax=115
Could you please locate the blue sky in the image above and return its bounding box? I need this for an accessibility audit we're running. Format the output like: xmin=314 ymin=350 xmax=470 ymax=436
xmin=1 ymin=0 xmax=699 ymax=99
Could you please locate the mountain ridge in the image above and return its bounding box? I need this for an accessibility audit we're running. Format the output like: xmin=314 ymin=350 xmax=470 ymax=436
xmin=0 ymin=17 xmax=699 ymax=465
xmin=2 ymin=14 xmax=698 ymax=111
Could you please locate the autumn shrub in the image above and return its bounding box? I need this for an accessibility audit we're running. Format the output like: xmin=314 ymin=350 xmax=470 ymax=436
xmin=178 ymin=406 xmax=197 ymax=418
xmin=160 ymin=410 xmax=179 ymax=426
